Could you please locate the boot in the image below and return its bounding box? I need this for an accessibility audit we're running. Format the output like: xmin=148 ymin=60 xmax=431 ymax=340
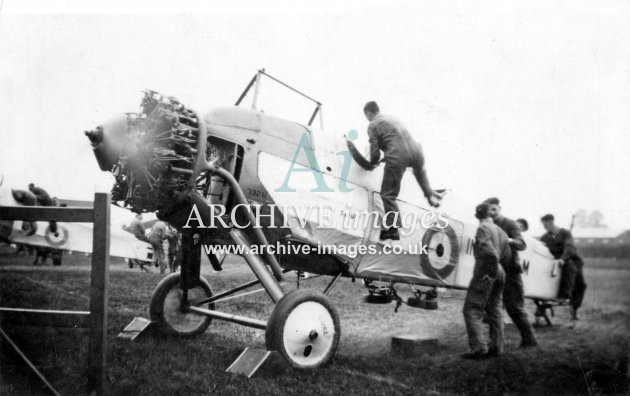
xmin=571 ymin=307 xmax=579 ymax=321
xmin=428 ymin=190 xmax=446 ymax=208
xmin=461 ymin=350 xmax=490 ymax=359
xmin=519 ymin=339 xmax=539 ymax=348
xmin=379 ymin=227 xmax=400 ymax=241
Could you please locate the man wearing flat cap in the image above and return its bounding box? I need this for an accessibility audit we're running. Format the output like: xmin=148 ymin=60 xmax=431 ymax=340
xmin=462 ymin=202 xmax=509 ymax=359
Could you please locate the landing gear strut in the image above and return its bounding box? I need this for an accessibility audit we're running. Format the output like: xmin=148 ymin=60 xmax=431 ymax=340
xmin=148 ymin=226 xmax=340 ymax=369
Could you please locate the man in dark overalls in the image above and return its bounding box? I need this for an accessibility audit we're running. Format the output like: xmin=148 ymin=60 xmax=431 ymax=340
xmin=346 ymin=101 xmax=443 ymax=240
xmin=462 ymin=202 xmax=509 ymax=359
xmin=540 ymin=214 xmax=586 ymax=320
xmin=28 ymin=184 xmax=62 ymax=265
xmin=28 ymin=183 xmax=52 ymax=206
xmin=28 ymin=183 xmax=56 ymax=234
xmin=486 ymin=197 xmax=538 ymax=347
xmin=12 ymin=189 xmax=39 ymax=259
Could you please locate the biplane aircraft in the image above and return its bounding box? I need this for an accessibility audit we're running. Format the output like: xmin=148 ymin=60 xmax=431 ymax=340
xmin=84 ymin=70 xmax=565 ymax=369
xmin=0 ymin=184 xmax=154 ymax=263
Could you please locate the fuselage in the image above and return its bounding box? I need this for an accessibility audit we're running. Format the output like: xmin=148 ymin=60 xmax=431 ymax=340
xmin=85 ymin=94 xmax=561 ymax=300
xmin=195 ymin=106 xmax=559 ymax=299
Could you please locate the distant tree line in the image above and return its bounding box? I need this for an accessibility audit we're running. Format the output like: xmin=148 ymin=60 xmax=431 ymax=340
xmin=572 ymin=209 xmax=606 ymax=229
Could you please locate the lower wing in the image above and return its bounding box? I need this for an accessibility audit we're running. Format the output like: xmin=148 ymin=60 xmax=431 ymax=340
xmin=3 ymin=220 xmax=154 ymax=262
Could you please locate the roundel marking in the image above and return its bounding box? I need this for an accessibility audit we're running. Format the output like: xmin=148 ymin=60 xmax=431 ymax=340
xmin=45 ymin=225 xmax=69 ymax=247
xmin=420 ymin=225 xmax=460 ymax=280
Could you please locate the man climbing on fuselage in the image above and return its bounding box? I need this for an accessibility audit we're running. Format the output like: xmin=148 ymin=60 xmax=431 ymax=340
xmin=346 ymin=101 xmax=444 ymax=240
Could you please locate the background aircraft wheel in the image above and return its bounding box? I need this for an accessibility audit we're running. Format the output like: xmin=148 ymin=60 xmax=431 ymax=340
xmin=408 ymin=297 xmax=438 ymax=310
xmin=149 ymin=273 xmax=214 ymax=337
xmin=266 ymin=289 xmax=340 ymax=369
xmin=364 ymin=293 xmax=393 ymax=304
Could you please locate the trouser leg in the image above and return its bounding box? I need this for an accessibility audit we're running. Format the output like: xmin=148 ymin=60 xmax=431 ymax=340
xmin=39 ymin=248 xmax=50 ymax=265
xmin=503 ymin=272 xmax=537 ymax=343
xmin=380 ymin=163 xmax=405 ymax=228
xmin=168 ymin=251 xmax=175 ymax=272
xmin=173 ymin=248 xmax=181 ymax=272
xmin=153 ymin=243 xmax=166 ymax=274
xmin=159 ymin=250 xmax=166 ymax=274
xmin=558 ymin=260 xmax=577 ymax=299
xmin=52 ymin=250 xmax=62 ymax=266
xmin=181 ymin=230 xmax=202 ymax=289
xmin=487 ymin=268 xmax=505 ymax=354
xmin=464 ymin=303 xmax=488 ymax=353
xmin=410 ymin=151 xmax=435 ymax=199
xmin=463 ymin=273 xmax=493 ymax=353
xmin=570 ymin=268 xmax=587 ymax=310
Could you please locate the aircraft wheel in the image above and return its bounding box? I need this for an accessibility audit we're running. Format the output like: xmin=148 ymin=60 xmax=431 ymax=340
xmin=149 ymin=273 xmax=214 ymax=337
xmin=407 ymin=297 xmax=438 ymax=310
xmin=266 ymin=289 xmax=340 ymax=369
xmin=364 ymin=293 xmax=393 ymax=304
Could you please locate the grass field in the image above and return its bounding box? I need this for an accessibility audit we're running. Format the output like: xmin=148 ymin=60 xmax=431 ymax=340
xmin=0 ymin=249 xmax=628 ymax=395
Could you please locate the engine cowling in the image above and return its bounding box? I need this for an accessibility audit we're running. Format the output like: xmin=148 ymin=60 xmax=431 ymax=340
xmin=86 ymin=91 xmax=209 ymax=215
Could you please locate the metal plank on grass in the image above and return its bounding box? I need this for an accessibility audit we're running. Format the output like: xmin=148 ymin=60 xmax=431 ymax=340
xmin=226 ymin=347 xmax=275 ymax=378
xmin=117 ymin=317 xmax=153 ymax=341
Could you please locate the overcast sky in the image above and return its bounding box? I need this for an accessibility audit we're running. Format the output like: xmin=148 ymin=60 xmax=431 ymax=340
xmin=1 ymin=0 xmax=629 ymax=234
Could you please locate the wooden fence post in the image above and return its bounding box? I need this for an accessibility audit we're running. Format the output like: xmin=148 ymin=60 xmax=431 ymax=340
xmin=87 ymin=193 xmax=110 ymax=395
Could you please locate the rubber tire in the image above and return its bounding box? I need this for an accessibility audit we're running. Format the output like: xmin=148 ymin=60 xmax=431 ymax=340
xmin=266 ymin=289 xmax=340 ymax=369
xmin=416 ymin=299 xmax=438 ymax=310
xmin=149 ymin=273 xmax=214 ymax=337
xmin=364 ymin=293 xmax=393 ymax=304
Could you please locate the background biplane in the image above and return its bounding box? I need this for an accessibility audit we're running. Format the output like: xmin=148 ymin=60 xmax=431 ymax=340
xmin=0 ymin=183 xmax=154 ymax=263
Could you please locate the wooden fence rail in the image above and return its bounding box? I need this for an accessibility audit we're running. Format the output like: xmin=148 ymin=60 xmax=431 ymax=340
xmin=0 ymin=192 xmax=110 ymax=395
